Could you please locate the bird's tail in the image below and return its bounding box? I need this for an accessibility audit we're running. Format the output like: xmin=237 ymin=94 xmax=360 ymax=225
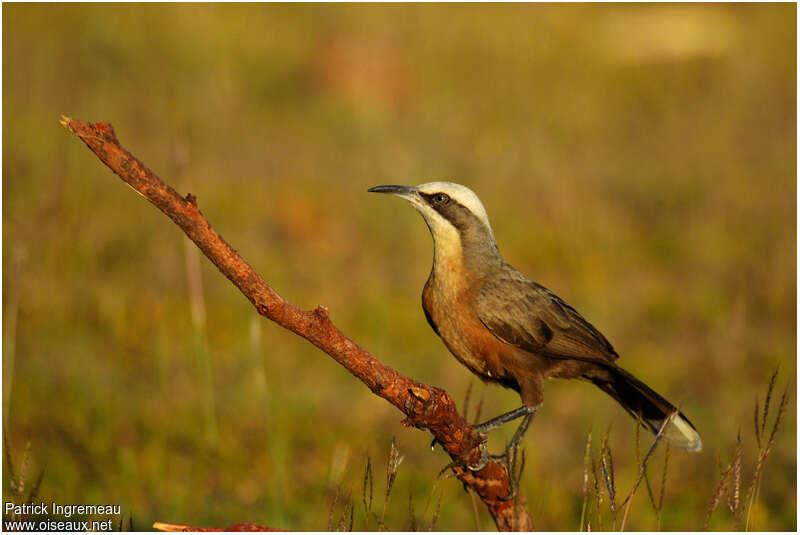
xmin=587 ymin=365 xmax=702 ymax=452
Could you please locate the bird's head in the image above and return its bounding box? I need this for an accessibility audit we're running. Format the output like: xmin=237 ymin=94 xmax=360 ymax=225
xmin=368 ymin=181 xmax=499 ymax=265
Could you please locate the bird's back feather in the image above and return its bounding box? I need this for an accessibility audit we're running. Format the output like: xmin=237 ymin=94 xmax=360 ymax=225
xmin=475 ymin=264 xmax=619 ymax=364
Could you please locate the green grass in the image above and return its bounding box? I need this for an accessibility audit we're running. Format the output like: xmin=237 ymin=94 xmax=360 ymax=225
xmin=3 ymin=3 xmax=796 ymax=531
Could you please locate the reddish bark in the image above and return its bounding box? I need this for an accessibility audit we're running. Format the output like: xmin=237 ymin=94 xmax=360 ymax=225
xmin=153 ymin=521 xmax=286 ymax=532
xmin=61 ymin=116 xmax=532 ymax=531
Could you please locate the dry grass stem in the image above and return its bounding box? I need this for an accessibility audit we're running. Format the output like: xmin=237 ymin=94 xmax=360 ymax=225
xmin=338 ymin=501 xmax=354 ymax=532
xmin=753 ymin=401 xmax=762 ymax=450
xmin=656 ymin=444 xmax=670 ymax=530
xmin=579 ymin=431 xmax=592 ymax=531
xmin=634 ymin=414 xmax=658 ymax=516
xmin=4 ymin=439 xmax=44 ymax=523
xmin=2 ymin=245 xmax=26 ymax=424
xmin=590 ymin=448 xmax=604 ymax=531
xmin=705 ymin=445 xmax=737 ymax=528
xmin=428 ymin=488 xmax=443 ymax=531
xmin=510 ymin=449 xmax=528 ymax=531
xmin=407 ymin=490 xmax=417 ymax=531
xmin=704 ymin=368 xmax=789 ymax=530
xmin=744 ymin=383 xmax=789 ymax=530
xmin=380 ymin=438 xmax=404 ymax=528
xmin=618 ymin=414 xmax=670 ymax=530
xmin=760 ymin=367 xmax=778 ymax=440
xmin=4 ymin=433 xmax=17 ymax=493
xmin=361 ymin=455 xmax=374 ymax=529
xmin=328 ymin=484 xmax=343 ymax=531
xmin=599 ymin=434 xmax=617 ymax=519
xmin=619 ymin=415 xmax=669 ymax=510
xmin=727 ymin=431 xmax=742 ymax=520
xmin=469 ymin=488 xmax=483 ymax=531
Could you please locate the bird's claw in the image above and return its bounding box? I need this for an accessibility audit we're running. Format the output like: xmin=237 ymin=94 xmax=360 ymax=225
xmin=488 ymin=447 xmax=522 ymax=500
xmin=493 ymin=459 xmax=518 ymax=500
xmin=466 ymin=442 xmax=490 ymax=471
xmin=497 ymin=485 xmax=517 ymax=501
xmin=432 ymin=429 xmax=488 ymax=468
xmin=435 ymin=441 xmax=490 ymax=477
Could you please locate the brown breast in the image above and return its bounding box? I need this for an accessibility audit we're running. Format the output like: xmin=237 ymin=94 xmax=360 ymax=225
xmin=422 ymin=269 xmax=520 ymax=388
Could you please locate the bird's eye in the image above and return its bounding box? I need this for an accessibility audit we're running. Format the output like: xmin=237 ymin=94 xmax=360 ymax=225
xmin=433 ymin=193 xmax=450 ymax=205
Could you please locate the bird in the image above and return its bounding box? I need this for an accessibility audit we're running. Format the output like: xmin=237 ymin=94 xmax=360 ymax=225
xmin=368 ymin=181 xmax=702 ymax=476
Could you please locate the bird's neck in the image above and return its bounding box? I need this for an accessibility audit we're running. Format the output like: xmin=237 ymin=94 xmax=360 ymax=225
xmin=428 ymin=223 xmax=502 ymax=291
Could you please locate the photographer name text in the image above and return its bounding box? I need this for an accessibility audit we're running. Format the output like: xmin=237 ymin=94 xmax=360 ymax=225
xmin=4 ymin=502 xmax=121 ymax=531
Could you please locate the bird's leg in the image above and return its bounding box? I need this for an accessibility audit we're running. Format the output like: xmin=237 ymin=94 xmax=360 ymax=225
xmin=432 ymin=405 xmax=538 ymax=474
xmin=488 ymin=406 xmax=539 ymax=499
xmin=474 ymin=405 xmax=535 ymax=434
xmin=504 ymin=405 xmax=538 ymax=456
xmin=492 ymin=411 xmax=534 ymax=466
xmin=462 ymin=406 xmax=534 ymax=472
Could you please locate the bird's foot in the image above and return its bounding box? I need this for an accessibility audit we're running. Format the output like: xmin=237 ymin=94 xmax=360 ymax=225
xmin=488 ymin=443 xmax=526 ymax=501
xmin=435 ymin=441 xmax=490 ymax=477
xmin=466 ymin=442 xmax=490 ymax=471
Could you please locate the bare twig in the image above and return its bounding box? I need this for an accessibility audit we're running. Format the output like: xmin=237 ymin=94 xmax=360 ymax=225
xmin=61 ymin=116 xmax=531 ymax=531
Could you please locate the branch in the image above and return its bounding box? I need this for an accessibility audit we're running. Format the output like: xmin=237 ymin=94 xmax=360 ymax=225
xmin=60 ymin=116 xmax=531 ymax=531
xmin=153 ymin=521 xmax=285 ymax=532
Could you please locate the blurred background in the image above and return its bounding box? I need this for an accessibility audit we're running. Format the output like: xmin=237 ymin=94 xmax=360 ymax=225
xmin=2 ymin=3 xmax=795 ymax=531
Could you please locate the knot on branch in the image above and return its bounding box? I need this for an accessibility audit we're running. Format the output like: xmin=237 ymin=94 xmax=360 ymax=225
xmin=400 ymin=385 xmax=441 ymax=429
xmin=185 ymin=193 xmax=197 ymax=206
xmin=408 ymin=386 xmax=431 ymax=402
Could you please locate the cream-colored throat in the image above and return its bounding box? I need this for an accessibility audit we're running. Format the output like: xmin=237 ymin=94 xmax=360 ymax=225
xmin=427 ymin=218 xmax=465 ymax=279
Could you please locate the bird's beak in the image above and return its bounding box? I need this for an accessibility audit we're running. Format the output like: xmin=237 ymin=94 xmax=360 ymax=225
xmin=368 ymin=184 xmax=420 ymax=202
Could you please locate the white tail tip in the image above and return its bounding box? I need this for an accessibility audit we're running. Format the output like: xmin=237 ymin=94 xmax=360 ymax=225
xmin=663 ymin=411 xmax=703 ymax=452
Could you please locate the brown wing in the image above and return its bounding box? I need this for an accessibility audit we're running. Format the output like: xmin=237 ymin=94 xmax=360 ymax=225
xmin=475 ymin=266 xmax=619 ymax=363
